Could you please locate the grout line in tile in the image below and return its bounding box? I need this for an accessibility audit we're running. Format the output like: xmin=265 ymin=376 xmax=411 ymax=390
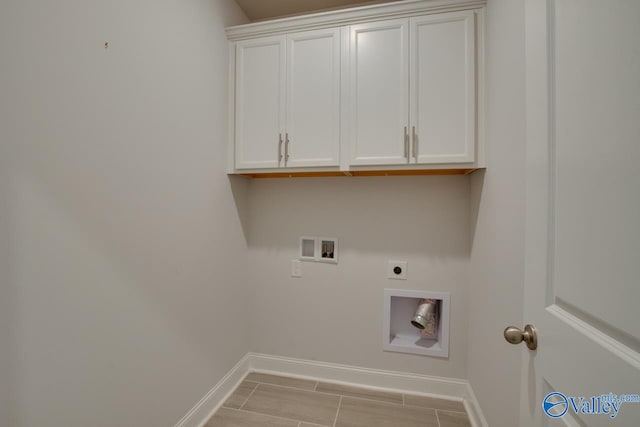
xmin=251 ymin=381 xmax=317 ymax=393
xmin=317 ymin=392 xmax=404 ymax=407
xmin=402 ymin=401 xmax=466 ymax=412
xmin=222 ymin=407 xmax=306 ymax=425
xmin=332 ymin=396 xmax=343 ymax=427
xmin=435 ymin=409 xmax=468 ymax=415
xmin=401 ymin=395 xmax=467 ymax=413
xmin=238 ymin=382 xmax=259 ymax=410
xmin=403 ymin=403 xmax=469 ymax=417
xmin=247 ymin=375 xmax=318 ymax=391
xmin=252 ymin=382 xmax=402 ymax=412
xmin=253 ymin=376 xmax=431 ymax=406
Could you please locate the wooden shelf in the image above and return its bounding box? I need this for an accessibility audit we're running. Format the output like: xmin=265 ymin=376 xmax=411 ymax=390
xmin=238 ymin=168 xmax=477 ymax=179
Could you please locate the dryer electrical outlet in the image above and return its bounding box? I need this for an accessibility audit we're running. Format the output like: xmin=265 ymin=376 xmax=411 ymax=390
xmin=387 ymin=261 xmax=407 ymax=280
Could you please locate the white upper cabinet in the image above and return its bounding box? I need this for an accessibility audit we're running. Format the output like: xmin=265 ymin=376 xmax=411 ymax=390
xmin=410 ymin=11 xmax=475 ymax=164
xmin=286 ymin=28 xmax=341 ymax=168
xmin=234 ymin=29 xmax=340 ymax=170
xmin=227 ymin=0 xmax=485 ymax=175
xmin=349 ymin=19 xmax=409 ymax=166
xmin=235 ymin=36 xmax=285 ymax=170
xmin=348 ymin=11 xmax=476 ymax=166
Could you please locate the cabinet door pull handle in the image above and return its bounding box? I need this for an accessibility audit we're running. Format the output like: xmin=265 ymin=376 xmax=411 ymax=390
xmin=285 ymin=132 xmax=290 ymax=165
xmin=412 ymin=126 xmax=418 ymax=160
xmin=404 ymin=126 xmax=409 ymax=159
xmin=278 ymin=133 xmax=283 ymax=164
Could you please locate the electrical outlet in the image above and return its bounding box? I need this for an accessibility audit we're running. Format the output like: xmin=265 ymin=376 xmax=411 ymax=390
xmin=387 ymin=260 xmax=407 ymax=280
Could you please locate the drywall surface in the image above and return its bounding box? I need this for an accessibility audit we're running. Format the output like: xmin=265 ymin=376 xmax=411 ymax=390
xmin=467 ymin=1 xmax=526 ymax=426
xmin=0 ymin=1 xmax=249 ymax=426
xmin=247 ymin=176 xmax=470 ymax=379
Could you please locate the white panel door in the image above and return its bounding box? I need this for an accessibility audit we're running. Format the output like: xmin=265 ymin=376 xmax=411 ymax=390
xmin=409 ymin=11 xmax=475 ymax=164
xmin=285 ymin=28 xmax=340 ymax=168
xmin=521 ymin=1 xmax=640 ymax=426
xmin=235 ymin=36 xmax=285 ymax=170
xmin=349 ymin=19 xmax=409 ymax=166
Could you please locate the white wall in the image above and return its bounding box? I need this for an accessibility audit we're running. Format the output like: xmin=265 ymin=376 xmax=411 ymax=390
xmin=0 ymin=1 xmax=249 ymax=426
xmin=467 ymin=1 xmax=526 ymax=426
xmin=247 ymin=176 xmax=470 ymax=379
xmin=0 ymin=0 xmax=531 ymax=424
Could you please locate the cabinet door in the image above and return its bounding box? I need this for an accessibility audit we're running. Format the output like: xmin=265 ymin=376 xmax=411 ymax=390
xmin=349 ymin=19 xmax=409 ymax=166
xmin=235 ymin=36 xmax=286 ymax=169
xmin=409 ymin=11 xmax=475 ymax=164
xmin=285 ymin=28 xmax=340 ymax=168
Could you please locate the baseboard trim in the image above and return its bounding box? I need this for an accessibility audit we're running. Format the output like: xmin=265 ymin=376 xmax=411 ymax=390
xmin=174 ymin=354 xmax=250 ymax=427
xmin=175 ymin=352 xmax=489 ymax=427
xmin=463 ymin=382 xmax=490 ymax=427
xmin=248 ymin=352 xmax=467 ymax=398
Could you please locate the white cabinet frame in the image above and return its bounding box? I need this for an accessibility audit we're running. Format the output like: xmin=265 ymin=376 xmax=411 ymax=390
xmin=233 ymin=29 xmax=341 ymax=170
xmin=226 ymin=0 xmax=486 ymax=176
xmin=348 ymin=19 xmax=410 ymax=166
xmin=285 ymin=28 xmax=341 ymax=168
xmin=409 ymin=11 xmax=476 ymax=164
xmin=234 ymin=36 xmax=286 ymax=170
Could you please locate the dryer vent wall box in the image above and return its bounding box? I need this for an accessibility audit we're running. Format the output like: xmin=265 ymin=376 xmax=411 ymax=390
xmin=383 ymin=289 xmax=450 ymax=358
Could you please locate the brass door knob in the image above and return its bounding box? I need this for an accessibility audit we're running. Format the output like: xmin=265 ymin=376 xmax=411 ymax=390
xmin=504 ymin=324 xmax=538 ymax=350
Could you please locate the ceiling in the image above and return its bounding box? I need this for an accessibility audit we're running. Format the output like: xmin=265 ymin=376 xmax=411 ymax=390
xmin=234 ymin=0 xmax=402 ymax=21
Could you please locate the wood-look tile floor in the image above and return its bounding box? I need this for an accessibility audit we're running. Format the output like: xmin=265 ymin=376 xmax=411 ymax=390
xmin=205 ymin=373 xmax=471 ymax=427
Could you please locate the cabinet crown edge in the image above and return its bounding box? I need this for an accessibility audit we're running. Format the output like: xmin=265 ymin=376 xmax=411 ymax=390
xmin=226 ymin=0 xmax=486 ymax=40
